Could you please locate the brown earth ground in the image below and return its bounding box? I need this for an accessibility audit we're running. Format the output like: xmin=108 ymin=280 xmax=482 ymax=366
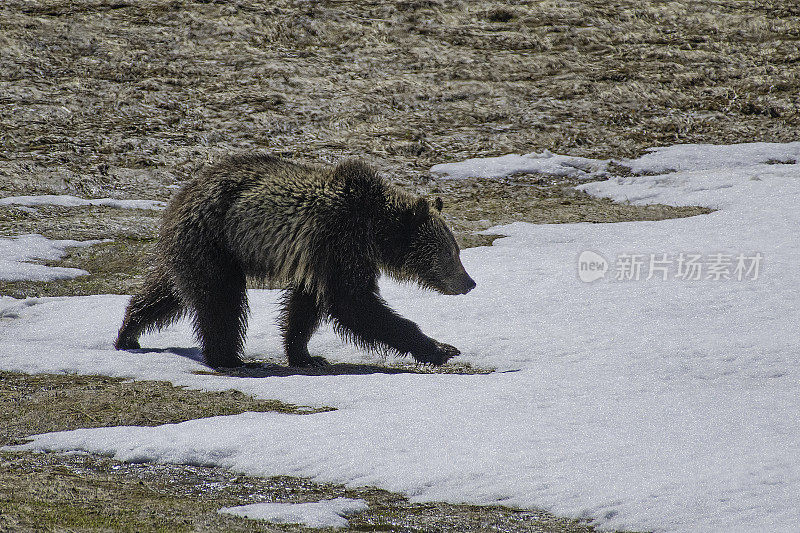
xmin=1 ymin=0 xmax=798 ymax=531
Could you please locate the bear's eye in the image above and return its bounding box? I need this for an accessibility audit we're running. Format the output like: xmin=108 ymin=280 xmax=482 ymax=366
xmin=443 ymin=249 xmax=455 ymax=266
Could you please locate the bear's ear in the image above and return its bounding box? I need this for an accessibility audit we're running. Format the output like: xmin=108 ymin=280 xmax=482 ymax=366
xmin=402 ymin=197 xmax=430 ymax=227
xmin=433 ymin=196 xmax=443 ymax=213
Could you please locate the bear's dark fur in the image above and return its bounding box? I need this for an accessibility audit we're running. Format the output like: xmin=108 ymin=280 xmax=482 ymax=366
xmin=115 ymin=154 xmax=476 ymax=368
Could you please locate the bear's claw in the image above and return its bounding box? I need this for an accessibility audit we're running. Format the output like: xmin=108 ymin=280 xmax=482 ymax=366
xmin=412 ymin=340 xmax=460 ymax=366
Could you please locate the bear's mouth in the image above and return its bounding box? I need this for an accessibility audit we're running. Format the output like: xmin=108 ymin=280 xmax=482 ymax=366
xmin=440 ymin=275 xmax=476 ymax=295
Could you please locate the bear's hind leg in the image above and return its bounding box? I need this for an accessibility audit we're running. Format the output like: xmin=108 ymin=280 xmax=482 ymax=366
xmin=280 ymin=286 xmax=328 ymax=367
xmin=116 ymin=268 xmax=184 ymax=350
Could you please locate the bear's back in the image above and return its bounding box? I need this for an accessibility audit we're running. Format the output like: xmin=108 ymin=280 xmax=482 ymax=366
xmin=199 ymin=155 xmax=387 ymax=284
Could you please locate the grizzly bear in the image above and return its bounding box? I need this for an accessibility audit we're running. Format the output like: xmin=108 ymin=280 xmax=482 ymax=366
xmin=115 ymin=154 xmax=476 ymax=368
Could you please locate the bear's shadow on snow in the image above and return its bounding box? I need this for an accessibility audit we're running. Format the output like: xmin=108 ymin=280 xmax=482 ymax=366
xmin=135 ymin=347 xmax=485 ymax=377
xmin=213 ymin=361 xmax=443 ymax=377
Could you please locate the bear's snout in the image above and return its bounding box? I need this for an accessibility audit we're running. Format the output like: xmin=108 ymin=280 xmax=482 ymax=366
xmin=445 ymin=274 xmax=475 ymax=295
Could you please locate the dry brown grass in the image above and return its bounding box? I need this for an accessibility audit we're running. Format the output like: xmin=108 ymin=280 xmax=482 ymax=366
xmin=3 ymin=0 xmax=798 ymax=188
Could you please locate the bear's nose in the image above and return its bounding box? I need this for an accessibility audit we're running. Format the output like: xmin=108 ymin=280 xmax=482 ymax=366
xmin=461 ymin=276 xmax=476 ymax=294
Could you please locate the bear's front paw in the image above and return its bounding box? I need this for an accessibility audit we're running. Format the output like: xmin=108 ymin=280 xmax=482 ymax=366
xmin=114 ymin=336 xmax=140 ymax=350
xmin=412 ymin=340 xmax=460 ymax=366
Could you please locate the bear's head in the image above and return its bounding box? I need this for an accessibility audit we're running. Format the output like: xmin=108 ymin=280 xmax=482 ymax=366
xmin=386 ymin=196 xmax=476 ymax=295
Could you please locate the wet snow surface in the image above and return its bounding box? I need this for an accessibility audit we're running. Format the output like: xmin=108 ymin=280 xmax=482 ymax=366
xmin=0 ymin=194 xmax=165 ymax=210
xmin=219 ymin=498 xmax=368 ymax=528
xmin=0 ymin=234 xmax=105 ymax=281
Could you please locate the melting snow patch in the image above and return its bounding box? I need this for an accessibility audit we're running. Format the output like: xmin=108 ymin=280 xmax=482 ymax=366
xmin=218 ymin=498 xmax=368 ymax=528
xmin=0 ymin=234 xmax=107 ymax=281
xmin=430 ymin=150 xmax=609 ymax=180
xmin=429 ymin=142 xmax=800 ymax=182
xmin=623 ymin=141 xmax=800 ymax=174
xmin=0 ymin=194 xmax=166 ymax=210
